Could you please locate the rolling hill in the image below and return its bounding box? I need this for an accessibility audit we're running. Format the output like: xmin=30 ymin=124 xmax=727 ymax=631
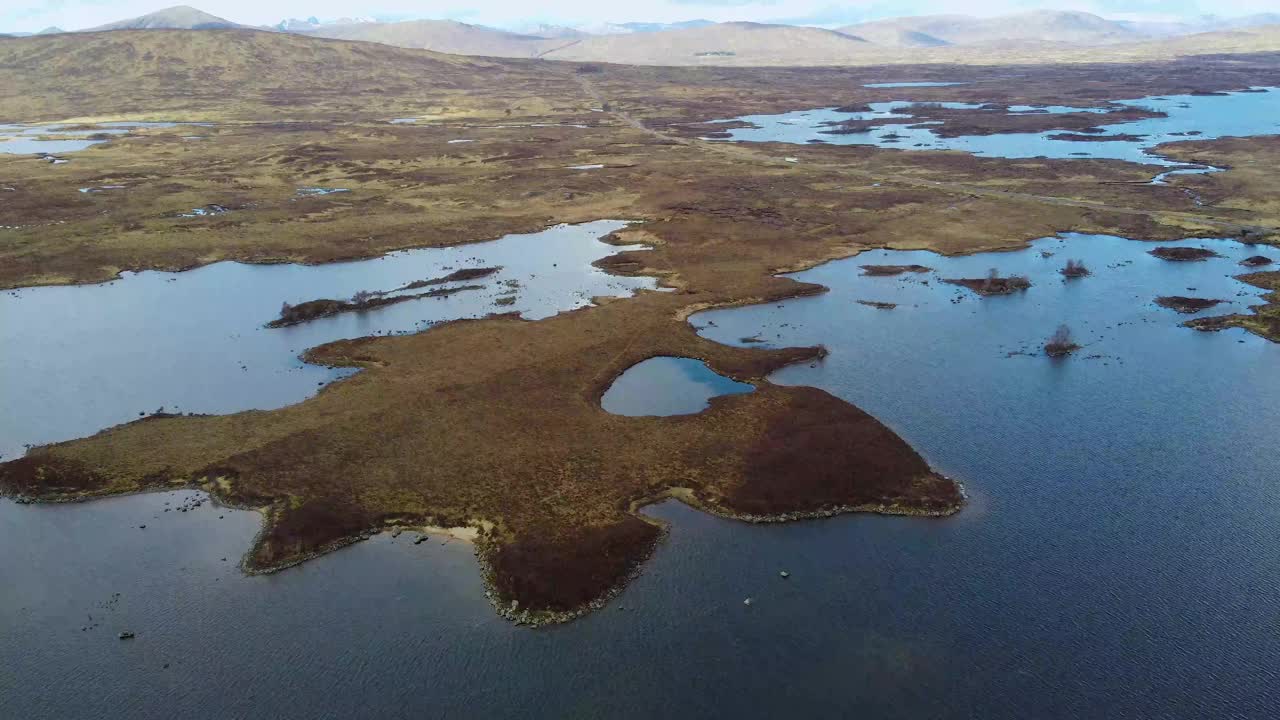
xmin=84 ymin=5 xmax=243 ymax=31
xmin=0 ymin=29 xmax=566 ymax=121
xmin=1124 ymin=13 xmax=1280 ymax=37
xmin=3 ymin=8 xmax=1279 ymax=74
xmin=839 ymin=10 xmax=1141 ymax=46
xmin=300 ymin=19 xmax=570 ymax=58
xmin=849 ymin=27 xmax=951 ymax=48
xmin=536 ymin=19 xmax=1280 ymax=66
xmin=540 ymin=22 xmax=874 ymax=65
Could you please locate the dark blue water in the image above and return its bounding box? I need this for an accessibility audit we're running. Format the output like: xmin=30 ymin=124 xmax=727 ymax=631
xmin=3 ymin=234 xmax=1279 ymax=718
xmin=714 ymin=87 xmax=1280 ymax=169
xmin=601 ymin=356 xmax=754 ymax=416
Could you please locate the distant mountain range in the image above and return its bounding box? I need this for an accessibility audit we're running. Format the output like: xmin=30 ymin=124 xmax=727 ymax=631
xmin=5 ymin=6 xmax=1280 ymax=67
xmin=841 ymin=10 xmax=1280 ymax=47
xmin=838 ymin=11 xmax=1142 ymax=47
xmin=509 ymin=20 xmax=713 ymax=39
xmin=274 ymin=16 xmax=377 ymax=33
xmin=0 ymin=26 xmax=64 ymax=37
xmin=297 ymin=19 xmax=567 ymax=58
xmin=1120 ymin=13 xmax=1280 ymax=38
xmin=545 ymin=22 xmax=876 ymax=64
xmin=839 ymin=10 xmax=1141 ymax=47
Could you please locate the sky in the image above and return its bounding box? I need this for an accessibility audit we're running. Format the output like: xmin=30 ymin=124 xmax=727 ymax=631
xmin=3 ymin=0 xmax=1278 ymax=33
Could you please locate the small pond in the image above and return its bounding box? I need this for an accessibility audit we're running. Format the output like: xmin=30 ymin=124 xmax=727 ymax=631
xmin=0 ymin=122 xmax=191 ymax=155
xmin=601 ymin=356 xmax=754 ymax=416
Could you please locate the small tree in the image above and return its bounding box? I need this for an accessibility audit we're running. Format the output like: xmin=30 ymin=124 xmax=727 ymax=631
xmin=280 ymin=301 xmax=293 ymax=319
xmin=1061 ymin=259 xmax=1089 ymax=277
xmin=351 ymin=290 xmax=374 ymax=304
xmin=983 ymin=267 xmax=1000 ymax=292
xmin=1045 ymin=324 xmax=1079 ymax=357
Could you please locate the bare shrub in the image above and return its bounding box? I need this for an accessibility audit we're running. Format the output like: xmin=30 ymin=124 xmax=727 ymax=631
xmin=1061 ymin=259 xmax=1089 ymax=277
xmin=983 ymin=267 xmax=1000 ymax=292
xmin=1044 ymin=324 xmax=1079 ymax=357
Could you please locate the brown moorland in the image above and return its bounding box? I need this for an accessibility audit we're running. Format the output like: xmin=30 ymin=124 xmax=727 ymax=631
xmin=4 ymin=29 xmax=1280 ymax=622
xmin=0 ymin=162 xmax=1248 ymax=619
xmin=0 ymin=279 xmax=963 ymax=623
xmin=1185 ymin=271 xmax=1280 ymax=340
xmin=3 ymin=101 xmax=1270 ymax=290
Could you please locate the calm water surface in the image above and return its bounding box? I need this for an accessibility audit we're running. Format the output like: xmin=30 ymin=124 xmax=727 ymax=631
xmin=715 ymin=87 xmax=1280 ymax=170
xmin=601 ymin=356 xmax=754 ymax=416
xmin=0 ymin=220 xmax=655 ymax=458
xmin=3 ymin=234 xmax=1279 ymax=718
xmin=0 ymin=122 xmax=185 ymax=155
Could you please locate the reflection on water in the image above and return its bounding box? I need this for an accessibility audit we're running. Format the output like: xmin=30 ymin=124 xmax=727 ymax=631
xmin=713 ymin=87 xmax=1280 ymax=171
xmin=0 ymin=220 xmax=657 ymax=458
xmin=601 ymin=356 xmax=754 ymax=416
xmin=0 ymin=122 xmax=189 ymax=155
xmin=4 ymin=233 xmax=1280 ymax=718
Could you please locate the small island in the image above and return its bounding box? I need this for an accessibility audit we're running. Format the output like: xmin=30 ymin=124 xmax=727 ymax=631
xmin=1060 ymin=259 xmax=1090 ymax=278
xmin=1184 ymin=271 xmax=1280 ymax=342
xmin=1155 ymin=296 xmax=1224 ymax=314
xmin=1048 ymin=132 xmax=1147 ymax=142
xmin=398 ymin=267 xmax=500 ymax=290
xmin=944 ymin=269 xmax=1032 ymax=296
xmin=270 ymin=285 xmax=485 ymax=328
xmin=1149 ymin=246 xmax=1221 ymax=261
xmin=860 ymin=264 xmax=931 ymax=276
xmin=1044 ymin=324 xmax=1080 ymax=357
